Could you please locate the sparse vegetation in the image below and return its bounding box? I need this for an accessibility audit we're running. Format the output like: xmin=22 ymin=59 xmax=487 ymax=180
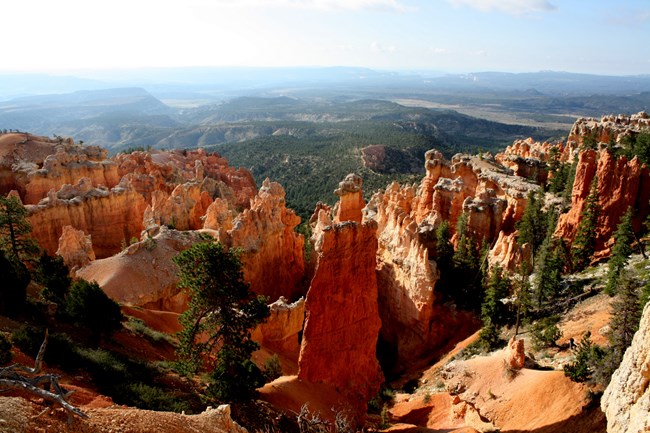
xmin=263 ymin=354 xmax=283 ymax=382
xmin=530 ymin=316 xmax=563 ymax=350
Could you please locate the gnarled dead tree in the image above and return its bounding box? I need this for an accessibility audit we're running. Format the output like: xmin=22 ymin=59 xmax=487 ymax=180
xmin=0 ymin=330 xmax=88 ymax=420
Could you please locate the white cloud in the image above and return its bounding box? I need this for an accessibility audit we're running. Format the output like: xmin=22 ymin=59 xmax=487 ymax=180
xmin=447 ymin=0 xmax=556 ymax=15
xmin=370 ymin=42 xmax=398 ymax=53
xmin=429 ymin=47 xmax=449 ymax=54
xmin=208 ymin=0 xmax=411 ymax=12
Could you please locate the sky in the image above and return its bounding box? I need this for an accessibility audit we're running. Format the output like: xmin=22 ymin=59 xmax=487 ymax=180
xmin=1 ymin=0 xmax=649 ymax=76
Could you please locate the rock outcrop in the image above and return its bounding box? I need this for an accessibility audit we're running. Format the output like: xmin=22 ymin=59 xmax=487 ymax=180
xmin=211 ymin=179 xmax=306 ymax=302
xmin=568 ymin=111 xmax=650 ymax=147
xmin=252 ymin=297 xmax=305 ymax=360
xmin=0 ymin=133 xmax=119 ymax=204
xmin=368 ymin=181 xmax=442 ymax=366
xmin=298 ymin=218 xmax=383 ymax=419
xmin=602 ymin=302 xmax=650 ymax=433
xmin=365 ymin=151 xmax=536 ymax=365
xmin=77 ymin=227 xmax=205 ymax=312
xmin=56 ymin=225 xmax=96 ymax=271
xmin=554 ymin=148 xmax=650 ymax=258
xmin=115 ymin=148 xmax=257 ymax=209
xmin=143 ymin=181 xmax=214 ymax=231
xmin=333 ymin=173 xmax=364 ymax=223
xmin=27 ymin=179 xmax=147 ymax=258
xmin=411 ymin=150 xmax=538 ymax=243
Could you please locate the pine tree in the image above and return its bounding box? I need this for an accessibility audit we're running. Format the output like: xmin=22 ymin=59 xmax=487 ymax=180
xmin=516 ymin=189 xmax=547 ymax=257
xmin=434 ymin=220 xmax=454 ymax=272
xmin=605 ymin=207 xmax=634 ymax=295
xmin=452 ymin=212 xmax=482 ymax=310
xmin=0 ymin=195 xmax=39 ymax=261
xmin=609 ymin=274 xmax=641 ymax=361
xmin=173 ymin=241 xmax=269 ymax=402
xmin=479 ymin=265 xmax=511 ymax=350
xmin=596 ymin=274 xmax=642 ymax=384
xmin=534 ymin=238 xmax=564 ymax=308
xmin=564 ymin=331 xmax=605 ymax=382
xmin=571 ymin=176 xmax=599 ymax=271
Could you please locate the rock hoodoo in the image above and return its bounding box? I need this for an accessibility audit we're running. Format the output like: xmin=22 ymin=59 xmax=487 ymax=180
xmin=219 ymin=179 xmax=306 ymax=302
xmin=56 ymin=225 xmax=96 ymax=271
xmin=298 ymin=186 xmax=383 ymax=418
xmin=333 ymin=173 xmax=365 ymax=223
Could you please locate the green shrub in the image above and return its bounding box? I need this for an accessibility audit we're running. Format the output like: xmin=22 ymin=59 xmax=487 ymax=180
xmin=65 ymin=279 xmax=123 ymax=339
xmin=530 ymin=316 xmax=563 ymax=350
xmin=564 ymin=331 xmax=605 ymax=383
xmin=35 ymin=253 xmax=71 ymax=306
xmin=263 ymin=354 xmax=283 ymax=382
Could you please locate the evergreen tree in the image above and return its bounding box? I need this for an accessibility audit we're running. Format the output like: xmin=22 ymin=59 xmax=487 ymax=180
xmin=609 ymin=274 xmax=641 ymax=363
xmin=481 ymin=265 xmax=512 ymax=327
xmin=0 ymin=250 xmax=30 ymax=316
xmin=534 ymin=238 xmax=564 ymax=308
xmin=452 ymin=213 xmax=482 ymax=310
xmin=564 ymin=331 xmax=605 ymax=382
xmin=434 ymin=220 xmax=454 ymax=272
xmin=35 ymin=253 xmax=71 ymax=306
xmin=605 ymin=207 xmax=634 ymax=295
xmin=516 ymin=189 xmax=547 ymax=257
xmin=596 ymin=274 xmax=642 ymax=385
xmin=65 ymin=279 xmax=123 ymax=340
xmin=561 ymin=158 xmax=579 ymax=204
xmin=479 ymin=265 xmax=511 ymax=350
xmin=571 ymin=176 xmax=599 ymax=271
xmin=173 ymin=241 xmax=269 ymax=402
xmin=0 ymin=195 xmax=39 ymax=261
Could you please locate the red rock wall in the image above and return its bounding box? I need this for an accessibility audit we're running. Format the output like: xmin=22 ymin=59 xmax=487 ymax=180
xmin=554 ymin=149 xmax=650 ymax=257
xmin=298 ymin=221 xmax=383 ymax=418
xmin=28 ymin=185 xmax=147 ymax=259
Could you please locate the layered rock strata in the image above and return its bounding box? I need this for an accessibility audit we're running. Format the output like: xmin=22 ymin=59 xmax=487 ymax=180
xmin=0 ymin=133 xmax=119 ymax=204
xmin=27 ymin=178 xmax=147 ymax=258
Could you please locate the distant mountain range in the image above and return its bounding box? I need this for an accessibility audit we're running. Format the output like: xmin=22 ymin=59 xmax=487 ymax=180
xmin=0 ymin=67 xmax=650 ymax=155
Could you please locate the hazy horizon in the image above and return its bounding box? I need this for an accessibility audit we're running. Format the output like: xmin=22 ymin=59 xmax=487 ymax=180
xmin=3 ymin=0 xmax=649 ymax=76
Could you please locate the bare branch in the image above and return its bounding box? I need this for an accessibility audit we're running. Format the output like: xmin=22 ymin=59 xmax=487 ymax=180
xmin=0 ymin=330 xmax=88 ymax=420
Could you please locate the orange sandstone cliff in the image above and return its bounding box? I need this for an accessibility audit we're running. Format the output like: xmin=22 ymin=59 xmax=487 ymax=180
xmin=554 ymin=113 xmax=650 ymax=258
xmin=26 ymin=178 xmax=147 ymax=258
xmin=298 ymin=203 xmax=383 ymax=419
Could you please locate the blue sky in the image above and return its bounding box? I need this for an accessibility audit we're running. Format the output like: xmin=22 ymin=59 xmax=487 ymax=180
xmin=2 ymin=0 xmax=648 ymax=75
